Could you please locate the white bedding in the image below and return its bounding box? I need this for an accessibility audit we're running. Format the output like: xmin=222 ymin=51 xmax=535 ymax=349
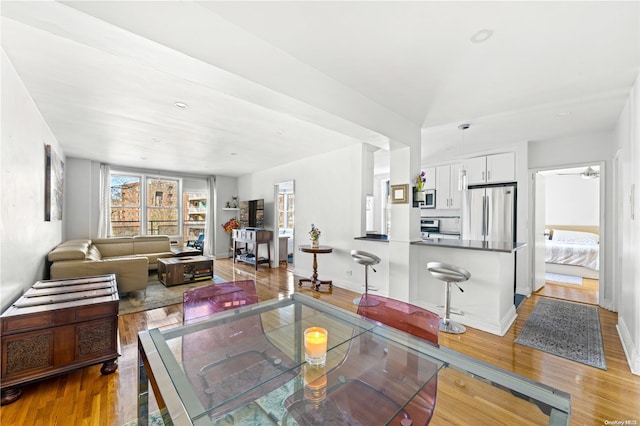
xmin=545 ymin=240 xmax=599 ymax=271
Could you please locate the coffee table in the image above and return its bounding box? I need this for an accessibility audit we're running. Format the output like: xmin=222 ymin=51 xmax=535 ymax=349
xmin=157 ymin=256 xmax=213 ymax=287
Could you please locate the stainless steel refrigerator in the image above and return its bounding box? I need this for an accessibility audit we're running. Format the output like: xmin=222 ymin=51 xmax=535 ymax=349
xmin=462 ymin=184 xmax=516 ymax=243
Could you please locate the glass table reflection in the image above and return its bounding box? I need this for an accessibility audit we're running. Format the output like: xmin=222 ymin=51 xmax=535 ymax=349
xmin=138 ymin=294 xmax=570 ymax=425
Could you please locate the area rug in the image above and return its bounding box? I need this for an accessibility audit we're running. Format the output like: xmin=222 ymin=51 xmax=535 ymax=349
xmin=545 ymin=272 xmax=582 ymax=285
xmin=515 ymin=298 xmax=606 ymax=370
xmin=119 ymin=274 xmax=226 ymax=315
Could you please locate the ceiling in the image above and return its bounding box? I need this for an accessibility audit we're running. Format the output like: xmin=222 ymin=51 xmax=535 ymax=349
xmin=2 ymin=1 xmax=638 ymax=177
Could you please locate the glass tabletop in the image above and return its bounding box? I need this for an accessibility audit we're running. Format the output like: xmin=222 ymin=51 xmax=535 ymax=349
xmin=138 ymin=294 xmax=570 ymax=425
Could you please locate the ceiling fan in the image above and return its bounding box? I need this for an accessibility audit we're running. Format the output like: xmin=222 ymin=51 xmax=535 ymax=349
xmin=558 ymin=166 xmax=600 ymax=179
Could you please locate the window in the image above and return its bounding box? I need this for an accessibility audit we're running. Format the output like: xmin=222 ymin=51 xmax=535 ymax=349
xmin=183 ymin=192 xmax=207 ymax=241
xmin=147 ymin=178 xmax=179 ymax=235
xmin=110 ymin=172 xmax=185 ymax=237
xmin=110 ymin=175 xmax=141 ymax=236
xmin=278 ymin=192 xmax=294 ymax=230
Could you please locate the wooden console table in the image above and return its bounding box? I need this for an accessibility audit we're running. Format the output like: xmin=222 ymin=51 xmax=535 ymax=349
xmin=0 ymin=274 xmax=120 ymax=405
xmin=232 ymin=229 xmax=272 ymax=270
xmin=158 ymin=256 xmax=214 ymax=287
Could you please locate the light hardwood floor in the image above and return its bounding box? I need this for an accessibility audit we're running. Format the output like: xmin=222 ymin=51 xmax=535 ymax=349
xmin=535 ymin=278 xmax=600 ymax=305
xmin=1 ymin=259 xmax=637 ymax=425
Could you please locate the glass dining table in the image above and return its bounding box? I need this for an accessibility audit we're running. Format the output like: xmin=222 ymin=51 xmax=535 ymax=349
xmin=138 ymin=293 xmax=570 ymax=425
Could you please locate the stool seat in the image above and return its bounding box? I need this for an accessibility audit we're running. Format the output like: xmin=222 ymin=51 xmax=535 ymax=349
xmin=426 ymin=263 xmax=470 ymax=283
xmin=351 ymin=250 xmax=381 ymax=307
xmin=427 ymin=262 xmax=470 ymax=334
xmin=351 ymin=250 xmax=381 ymax=266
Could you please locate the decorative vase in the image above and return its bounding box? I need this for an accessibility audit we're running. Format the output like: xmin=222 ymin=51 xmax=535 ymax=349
xmin=311 ymin=239 xmax=319 ymax=248
xmin=231 ymin=196 xmax=238 ymax=208
xmin=417 ymin=190 xmax=425 ymax=203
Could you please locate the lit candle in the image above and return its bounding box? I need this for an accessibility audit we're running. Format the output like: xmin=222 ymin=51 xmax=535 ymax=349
xmin=304 ymin=327 xmax=328 ymax=366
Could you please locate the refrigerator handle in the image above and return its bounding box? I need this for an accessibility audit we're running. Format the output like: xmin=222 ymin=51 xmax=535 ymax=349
xmin=484 ymin=195 xmax=490 ymax=238
xmin=482 ymin=196 xmax=487 ymax=236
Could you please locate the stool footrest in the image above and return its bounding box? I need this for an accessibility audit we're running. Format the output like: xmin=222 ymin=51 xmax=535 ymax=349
xmin=437 ymin=306 xmax=464 ymax=316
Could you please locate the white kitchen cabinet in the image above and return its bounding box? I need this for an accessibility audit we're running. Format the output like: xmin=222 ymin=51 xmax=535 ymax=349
xmin=424 ymin=167 xmax=436 ymax=190
xmin=465 ymin=152 xmax=515 ymax=185
xmin=435 ymin=163 xmax=462 ymax=209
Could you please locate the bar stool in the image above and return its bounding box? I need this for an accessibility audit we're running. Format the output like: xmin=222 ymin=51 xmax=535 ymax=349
xmin=426 ymin=261 xmax=471 ymax=334
xmin=351 ymin=250 xmax=381 ymax=307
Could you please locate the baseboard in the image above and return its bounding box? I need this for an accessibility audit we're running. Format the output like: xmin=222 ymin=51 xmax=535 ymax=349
xmin=616 ymin=316 xmax=640 ymax=376
xmin=600 ymin=297 xmax=615 ymax=312
xmin=417 ymin=302 xmax=517 ymax=337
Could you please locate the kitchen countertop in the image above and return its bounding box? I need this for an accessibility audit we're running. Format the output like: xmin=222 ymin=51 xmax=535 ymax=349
xmin=412 ymin=238 xmax=526 ymax=253
xmin=354 ymin=234 xmax=389 ymax=242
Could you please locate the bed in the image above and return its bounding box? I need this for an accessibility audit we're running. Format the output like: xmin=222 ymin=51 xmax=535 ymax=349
xmin=545 ymin=225 xmax=600 ymax=279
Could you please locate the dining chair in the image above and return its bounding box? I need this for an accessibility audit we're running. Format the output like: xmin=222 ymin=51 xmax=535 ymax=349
xmin=356 ymin=294 xmax=440 ymax=425
xmin=182 ymin=279 xmax=259 ymax=324
xmin=181 ymin=280 xmax=298 ymax=419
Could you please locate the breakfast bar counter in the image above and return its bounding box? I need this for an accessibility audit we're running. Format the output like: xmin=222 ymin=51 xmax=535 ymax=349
xmin=412 ymin=238 xmax=525 ymax=253
xmin=412 ymin=239 xmax=526 ymax=336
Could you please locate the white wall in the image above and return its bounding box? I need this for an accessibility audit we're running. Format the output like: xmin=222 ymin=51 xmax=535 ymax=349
xmin=545 ymin=174 xmax=600 ymax=226
xmin=65 ymin=158 xmax=98 ymax=240
xmin=238 ymin=144 xmax=392 ymax=294
xmin=614 ymin=73 xmax=640 ymax=375
xmin=215 ymin=175 xmax=239 ymax=258
xmin=0 ymin=50 xmax=64 ymax=311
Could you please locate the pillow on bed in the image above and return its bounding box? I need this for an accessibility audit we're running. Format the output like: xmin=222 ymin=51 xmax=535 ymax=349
xmin=551 ymin=229 xmax=599 ymax=245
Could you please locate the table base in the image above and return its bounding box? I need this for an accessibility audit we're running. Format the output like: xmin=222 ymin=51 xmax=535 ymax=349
xmin=299 ymin=277 xmax=333 ymax=292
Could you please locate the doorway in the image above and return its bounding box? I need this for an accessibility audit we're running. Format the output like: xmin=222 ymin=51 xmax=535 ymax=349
xmin=275 ymin=181 xmax=295 ymax=270
xmin=531 ymin=163 xmax=603 ymax=305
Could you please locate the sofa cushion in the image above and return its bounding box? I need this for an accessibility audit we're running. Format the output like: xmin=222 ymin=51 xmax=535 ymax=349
xmin=59 ymin=239 xmax=92 ymax=247
xmin=86 ymin=245 xmax=103 ymax=261
xmin=93 ymin=237 xmax=135 ymax=257
xmin=48 ymin=243 xmax=90 ymax=262
xmin=136 ymin=252 xmax=173 ymax=267
xmin=133 ymin=235 xmax=171 ymax=254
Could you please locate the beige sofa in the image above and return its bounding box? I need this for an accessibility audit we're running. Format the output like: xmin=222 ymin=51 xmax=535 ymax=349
xmin=48 ymin=236 xmax=173 ymax=294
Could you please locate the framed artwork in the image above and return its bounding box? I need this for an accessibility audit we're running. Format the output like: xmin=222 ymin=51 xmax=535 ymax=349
xmin=45 ymin=144 xmax=64 ymax=221
xmin=390 ymin=184 xmax=409 ymax=204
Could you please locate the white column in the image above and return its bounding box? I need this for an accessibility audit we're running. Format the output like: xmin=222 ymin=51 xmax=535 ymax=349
xmin=388 ymin=138 xmax=421 ymax=303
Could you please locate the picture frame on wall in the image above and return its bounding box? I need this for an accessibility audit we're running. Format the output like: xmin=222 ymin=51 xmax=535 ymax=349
xmin=45 ymin=144 xmax=64 ymax=221
xmin=390 ymin=184 xmax=409 ymax=204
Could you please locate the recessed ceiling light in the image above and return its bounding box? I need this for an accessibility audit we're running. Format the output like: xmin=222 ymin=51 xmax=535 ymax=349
xmin=470 ymin=29 xmax=493 ymax=44
xmin=276 ymin=130 xmax=286 ymax=135
xmin=151 ymin=137 xmax=161 ymax=143
xmin=557 ymin=111 xmax=572 ymax=117
xmin=174 ymin=102 xmax=188 ymax=109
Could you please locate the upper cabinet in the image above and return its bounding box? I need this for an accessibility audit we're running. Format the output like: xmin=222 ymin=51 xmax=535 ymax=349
xmin=424 ymin=167 xmax=436 ymax=190
xmin=465 ymin=152 xmax=516 ymax=186
xmin=435 ymin=163 xmax=462 ymax=209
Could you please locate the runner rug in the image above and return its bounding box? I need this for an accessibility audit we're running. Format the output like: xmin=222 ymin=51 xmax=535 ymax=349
xmin=515 ymin=298 xmax=606 ymax=370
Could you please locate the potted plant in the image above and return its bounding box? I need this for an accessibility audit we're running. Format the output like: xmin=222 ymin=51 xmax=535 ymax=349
xmin=309 ymin=224 xmax=321 ymax=248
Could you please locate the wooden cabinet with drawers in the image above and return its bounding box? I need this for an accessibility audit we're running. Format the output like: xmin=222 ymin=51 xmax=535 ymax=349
xmin=0 ymin=274 xmax=119 ymax=405
xmin=232 ymin=228 xmax=273 ymax=270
